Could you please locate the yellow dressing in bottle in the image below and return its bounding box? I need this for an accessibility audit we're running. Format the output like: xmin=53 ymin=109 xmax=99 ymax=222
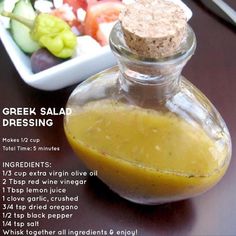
xmin=64 ymin=0 xmax=231 ymax=205
xmin=64 ymin=100 xmax=228 ymax=204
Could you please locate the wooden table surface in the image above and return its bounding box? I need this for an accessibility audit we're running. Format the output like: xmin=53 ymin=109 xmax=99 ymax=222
xmin=0 ymin=0 xmax=236 ymax=235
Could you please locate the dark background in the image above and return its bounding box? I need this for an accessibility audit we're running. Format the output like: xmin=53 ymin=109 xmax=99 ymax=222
xmin=0 ymin=0 xmax=236 ymax=235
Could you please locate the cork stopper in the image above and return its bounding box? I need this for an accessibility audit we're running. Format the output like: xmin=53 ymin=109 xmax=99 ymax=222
xmin=119 ymin=0 xmax=187 ymax=59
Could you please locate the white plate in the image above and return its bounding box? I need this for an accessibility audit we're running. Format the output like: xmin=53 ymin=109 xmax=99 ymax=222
xmin=0 ymin=24 xmax=116 ymax=91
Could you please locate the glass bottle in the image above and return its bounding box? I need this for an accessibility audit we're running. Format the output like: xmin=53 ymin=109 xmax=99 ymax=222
xmin=64 ymin=23 xmax=232 ymax=205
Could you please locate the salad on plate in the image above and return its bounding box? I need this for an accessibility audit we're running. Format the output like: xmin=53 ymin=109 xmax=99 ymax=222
xmin=0 ymin=0 xmax=125 ymax=73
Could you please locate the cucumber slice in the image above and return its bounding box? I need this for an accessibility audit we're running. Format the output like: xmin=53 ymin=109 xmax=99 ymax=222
xmin=0 ymin=0 xmax=19 ymax=28
xmin=11 ymin=0 xmax=40 ymax=54
xmin=0 ymin=2 xmax=4 ymax=13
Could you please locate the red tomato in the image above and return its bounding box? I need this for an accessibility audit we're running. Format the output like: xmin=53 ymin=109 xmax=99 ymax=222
xmin=64 ymin=0 xmax=87 ymax=11
xmin=87 ymin=0 xmax=99 ymax=6
xmin=84 ymin=1 xmax=124 ymax=44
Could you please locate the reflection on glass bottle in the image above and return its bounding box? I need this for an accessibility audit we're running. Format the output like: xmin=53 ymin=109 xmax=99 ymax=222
xmin=64 ymin=22 xmax=231 ymax=205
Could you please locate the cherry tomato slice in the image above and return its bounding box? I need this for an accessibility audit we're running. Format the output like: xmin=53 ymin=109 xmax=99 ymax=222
xmin=64 ymin=0 xmax=87 ymax=11
xmin=84 ymin=1 xmax=124 ymax=42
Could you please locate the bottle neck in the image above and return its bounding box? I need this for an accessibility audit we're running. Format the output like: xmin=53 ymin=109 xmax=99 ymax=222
xmin=117 ymin=59 xmax=184 ymax=106
xmin=109 ymin=22 xmax=196 ymax=104
xmin=109 ymin=23 xmax=196 ymax=107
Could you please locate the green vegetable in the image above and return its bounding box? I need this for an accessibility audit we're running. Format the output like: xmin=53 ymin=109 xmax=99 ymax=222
xmin=0 ymin=2 xmax=4 ymax=14
xmin=2 ymin=11 xmax=77 ymax=58
xmin=31 ymin=14 xmax=77 ymax=58
xmin=10 ymin=0 xmax=40 ymax=53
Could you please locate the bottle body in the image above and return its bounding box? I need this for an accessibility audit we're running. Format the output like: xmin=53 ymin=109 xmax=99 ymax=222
xmin=64 ymin=66 xmax=231 ymax=204
xmin=64 ymin=23 xmax=231 ymax=204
